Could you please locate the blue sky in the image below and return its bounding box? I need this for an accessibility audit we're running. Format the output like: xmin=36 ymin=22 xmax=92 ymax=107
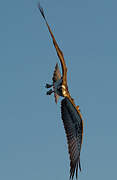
xmin=0 ymin=0 xmax=117 ymax=179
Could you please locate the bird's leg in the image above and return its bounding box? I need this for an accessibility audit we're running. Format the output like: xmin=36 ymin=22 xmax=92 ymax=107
xmin=45 ymin=82 xmax=54 ymax=95
xmin=45 ymin=83 xmax=53 ymax=88
xmin=46 ymin=89 xmax=54 ymax=95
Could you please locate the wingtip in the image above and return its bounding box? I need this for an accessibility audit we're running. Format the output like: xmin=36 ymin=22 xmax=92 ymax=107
xmin=70 ymin=164 xmax=75 ymax=180
xmin=38 ymin=2 xmax=46 ymax=20
xmin=79 ymin=159 xmax=81 ymax=172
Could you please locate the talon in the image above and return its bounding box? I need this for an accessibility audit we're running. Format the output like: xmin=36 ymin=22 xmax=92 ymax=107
xmin=45 ymin=83 xmax=53 ymax=88
xmin=46 ymin=89 xmax=53 ymax=95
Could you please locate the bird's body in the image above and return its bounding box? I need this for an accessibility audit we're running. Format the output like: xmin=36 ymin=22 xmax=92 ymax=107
xmin=38 ymin=4 xmax=83 ymax=180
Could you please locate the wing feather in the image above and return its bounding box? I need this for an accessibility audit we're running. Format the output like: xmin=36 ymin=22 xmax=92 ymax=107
xmin=61 ymin=97 xmax=83 ymax=179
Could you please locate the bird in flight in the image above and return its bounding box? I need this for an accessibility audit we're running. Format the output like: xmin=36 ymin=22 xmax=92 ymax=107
xmin=38 ymin=4 xmax=83 ymax=180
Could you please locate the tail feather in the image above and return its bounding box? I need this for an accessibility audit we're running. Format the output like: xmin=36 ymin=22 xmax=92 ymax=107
xmin=53 ymin=63 xmax=61 ymax=104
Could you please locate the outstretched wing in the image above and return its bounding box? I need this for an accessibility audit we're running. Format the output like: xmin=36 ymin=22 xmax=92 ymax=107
xmin=38 ymin=4 xmax=67 ymax=86
xmin=61 ymin=97 xmax=83 ymax=180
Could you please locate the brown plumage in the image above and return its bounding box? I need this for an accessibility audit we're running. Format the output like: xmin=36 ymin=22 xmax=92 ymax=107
xmin=38 ymin=4 xmax=83 ymax=180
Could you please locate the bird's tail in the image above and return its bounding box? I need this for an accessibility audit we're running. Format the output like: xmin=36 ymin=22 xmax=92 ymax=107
xmin=53 ymin=63 xmax=61 ymax=104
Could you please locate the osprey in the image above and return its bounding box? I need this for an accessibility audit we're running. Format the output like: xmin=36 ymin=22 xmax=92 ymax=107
xmin=38 ymin=4 xmax=83 ymax=180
